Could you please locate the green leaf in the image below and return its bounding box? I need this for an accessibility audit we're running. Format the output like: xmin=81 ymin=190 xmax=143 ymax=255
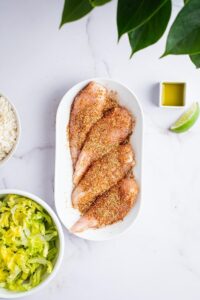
xmin=117 ymin=0 xmax=168 ymax=39
xmin=190 ymin=53 xmax=200 ymax=68
xmin=129 ymin=0 xmax=171 ymax=56
xmin=89 ymin=0 xmax=112 ymax=7
xmin=60 ymin=0 xmax=93 ymax=27
xmin=163 ymin=0 xmax=200 ymax=56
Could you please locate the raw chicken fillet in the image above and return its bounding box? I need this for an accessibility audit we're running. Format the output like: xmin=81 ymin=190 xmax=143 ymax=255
xmin=69 ymin=81 xmax=139 ymax=233
xmin=69 ymin=81 xmax=116 ymax=167
xmin=72 ymin=144 xmax=135 ymax=214
xmin=73 ymin=107 xmax=134 ymax=185
xmin=71 ymin=176 xmax=139 ymax=233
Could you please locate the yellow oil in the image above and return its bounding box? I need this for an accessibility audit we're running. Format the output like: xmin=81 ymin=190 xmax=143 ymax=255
xmin=162 ymin=83 xmax=185 ymax=106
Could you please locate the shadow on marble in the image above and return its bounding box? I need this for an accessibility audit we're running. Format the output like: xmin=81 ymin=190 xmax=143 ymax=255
xmin=149 ymin=83 xmax=160 ymax=107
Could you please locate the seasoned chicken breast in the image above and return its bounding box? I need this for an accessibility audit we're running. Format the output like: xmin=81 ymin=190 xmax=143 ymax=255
xmin=71 ymin=176 xmax=139 ymax=233
xmin=73 ymin=107 xmax=134 ymax=185
xmin=72 ymin=144 xmax=135 ymax=214
xmin=69 ymin=81 xmax=116 ymax=167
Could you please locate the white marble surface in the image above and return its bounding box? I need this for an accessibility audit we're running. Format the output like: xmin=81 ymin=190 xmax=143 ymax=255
xmin=1 ymin=0 xmax=200 ymax=299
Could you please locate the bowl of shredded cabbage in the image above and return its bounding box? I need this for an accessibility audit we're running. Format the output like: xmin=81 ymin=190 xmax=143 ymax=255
xmin=0 ymin=190 xmax=64 ymax=298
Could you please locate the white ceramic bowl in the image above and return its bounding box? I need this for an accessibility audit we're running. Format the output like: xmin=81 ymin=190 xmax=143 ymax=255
xmin=0 ymin=189 xmax=65 ymax=298
xmin=55 ymin=78 xmax=143 ymax=241
xmin=0 ymin=95 xmax=21 ymax=167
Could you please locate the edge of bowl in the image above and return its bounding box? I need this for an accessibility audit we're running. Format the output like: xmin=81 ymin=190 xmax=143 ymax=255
xmin=0 ymin=95 xmax=21 ymax=167
xmin=0 ymin=189 xmax=65 ymax=298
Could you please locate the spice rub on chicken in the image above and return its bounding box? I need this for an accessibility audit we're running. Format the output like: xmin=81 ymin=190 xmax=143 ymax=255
xmin=68 ymin=81 xmax=139 ymax=232
xmin=69 ymin=81 xmax=117 ymax=168
xmin=72 ymin=144 xmax=135 ymax=214
xmin=73 ymin=106 xmax=134 ymax=185
xmin=71 ymin=176 xmax=139 ymax=233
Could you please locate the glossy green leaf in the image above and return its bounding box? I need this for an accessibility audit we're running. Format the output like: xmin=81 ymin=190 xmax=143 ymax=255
xmin=129 ymin=0 xmax=171 ymax=56
xmin=117 ymin=0 xmax=168 ymax=39
xmin=60 ymin=0 xmax=93 ymax=27
xmin=163 ymin=0 xmax=200 ymax=56
xmin=89 ymin=0 xmax=112 ymax=7
xmin=190 ymin=53 xmax=200 ymax=68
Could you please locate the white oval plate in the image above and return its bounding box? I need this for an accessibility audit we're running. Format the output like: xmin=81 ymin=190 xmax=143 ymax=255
xmin=55 ymin=78 xmax=143 ymax=241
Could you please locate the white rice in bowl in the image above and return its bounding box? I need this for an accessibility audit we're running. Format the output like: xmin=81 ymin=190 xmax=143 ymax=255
xmin=0 ymin=95 xmax=18 ymax=161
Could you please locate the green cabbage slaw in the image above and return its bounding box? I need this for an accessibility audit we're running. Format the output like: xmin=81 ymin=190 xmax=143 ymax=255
xmin=0 ymin=194 xmax=58 ymax=292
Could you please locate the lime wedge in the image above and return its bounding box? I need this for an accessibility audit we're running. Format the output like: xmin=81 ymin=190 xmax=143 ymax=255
xmin=170 ymin=102 xmax=200 ymax=133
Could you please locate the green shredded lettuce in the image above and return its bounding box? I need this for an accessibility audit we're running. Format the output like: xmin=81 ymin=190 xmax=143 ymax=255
xmin=0 ymin=194 xmax=58 ymax=291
